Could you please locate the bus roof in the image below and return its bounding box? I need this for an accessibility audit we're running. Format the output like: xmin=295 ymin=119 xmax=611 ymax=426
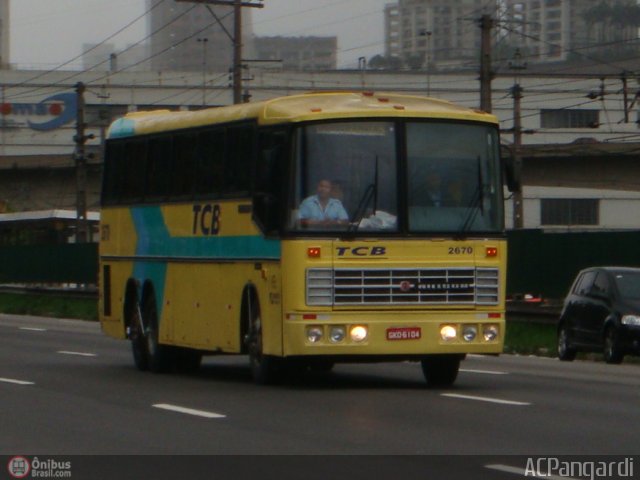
xmin=107 ymin=91 xmax=498 ymax=139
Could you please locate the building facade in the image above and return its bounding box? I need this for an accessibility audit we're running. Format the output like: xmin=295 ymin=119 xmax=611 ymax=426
xmin=384 ymin=0 xmax=497 ymax=69
xmin=82 ymin=43 xmax=150 ymax=72
xmin=0 ymin=67 xmax=639 ymax=231
xmin=0 ymin=0 xmax=8 ymax=68
xmin=254 ymin=36 xmax=337 ymax=71
xmin=503 ymin=0 xmax=640 ymax=63
xmin=147 ymin=0 xmax=255 ymax=73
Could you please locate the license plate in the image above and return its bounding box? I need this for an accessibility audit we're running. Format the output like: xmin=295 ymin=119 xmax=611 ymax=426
xmin=386 ymin=327 xmax=421 ymax=341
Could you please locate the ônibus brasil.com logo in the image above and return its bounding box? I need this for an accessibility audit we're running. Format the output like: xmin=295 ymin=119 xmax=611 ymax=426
xmin=7 ymin=456 xmax=72 ymax=478
xmin=7 ymin=456 xmax=30 ymax=479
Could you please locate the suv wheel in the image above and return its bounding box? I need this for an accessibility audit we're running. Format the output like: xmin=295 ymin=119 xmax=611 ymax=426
xmin=557 ymin=323 xmax=577 ymax=361
xmin=603 ymin=326 xmax=624 ymax=364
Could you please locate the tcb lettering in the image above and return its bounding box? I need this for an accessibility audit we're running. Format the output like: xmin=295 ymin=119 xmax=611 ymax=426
xmin=192 ymin=204 xmax=221 ymax=235
xmin=336 ymin=246 xmax=386 ymax=256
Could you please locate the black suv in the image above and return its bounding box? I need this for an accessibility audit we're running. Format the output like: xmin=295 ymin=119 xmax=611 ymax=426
xmin=557 ymin=266 xmax=640 ymax=364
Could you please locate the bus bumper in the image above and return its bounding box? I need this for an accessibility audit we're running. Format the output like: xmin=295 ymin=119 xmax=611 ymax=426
xmin=282 ymin=310 xmax=504 ymax=357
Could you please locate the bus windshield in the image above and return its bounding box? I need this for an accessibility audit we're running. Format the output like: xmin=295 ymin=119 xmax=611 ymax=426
xmin=289 ymin=120 xmax=503 ymax=234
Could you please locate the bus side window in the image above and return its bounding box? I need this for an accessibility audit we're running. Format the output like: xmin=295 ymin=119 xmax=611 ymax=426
xmin=225 ymin=125 xmax=253 ymax=195
xmin=254 ymin=128 xmax=287 ymax=235
xmin=195 ymin=128 xmax=225 ymax=197
xmin=121 ymin=139 xmax=147 ymax=203
xmin=146 ymin=136 xmax=173 ymax=201
xmin=102 ymin=141 xmax=125 ymax=205
xmin=172 ymin=132 xmax=198 ymax=199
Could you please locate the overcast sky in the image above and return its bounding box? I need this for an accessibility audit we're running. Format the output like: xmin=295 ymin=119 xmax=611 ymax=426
xmin=10 ymin=0 xmax=389 ymax=70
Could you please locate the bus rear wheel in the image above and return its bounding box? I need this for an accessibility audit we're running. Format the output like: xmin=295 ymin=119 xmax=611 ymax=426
xmin=128 ymin=301 xmax=149 ymax=371
xmin=421 ymin=354 xmax=462 ymax=387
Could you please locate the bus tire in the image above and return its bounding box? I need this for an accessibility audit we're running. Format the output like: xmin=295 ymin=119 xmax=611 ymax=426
xmin=128 ymin=300 xmax=149 ymax=371
xmin=142 ymin=290 xmax=172 ymax=373
xmin=421 ymin=354 xmax=462 ymax=387
xmin=244 ymin=291 xmax=281 ymax=385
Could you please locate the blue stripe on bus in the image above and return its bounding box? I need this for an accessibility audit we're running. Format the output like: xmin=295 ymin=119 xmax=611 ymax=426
xmin=130 ymin=206 xmax=282 ymax=316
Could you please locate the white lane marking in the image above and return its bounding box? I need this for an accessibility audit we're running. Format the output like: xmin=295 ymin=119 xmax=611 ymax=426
xmin=460 ymin=369 xmax=508 ymax=375
xmin=441 ymin=393 xmax=530 ymax=406
xmin=152 ymin=403 xmax=226 ymax=419
xmin=486 ymin=464 xmax=577 ymax=480
xmin=0 ymin=377 xmax=35 ymax=386
xmin=57 ymin=351 xmax=97 ymax=357
xmin=19 ymin=327 xmax=47 ymax=332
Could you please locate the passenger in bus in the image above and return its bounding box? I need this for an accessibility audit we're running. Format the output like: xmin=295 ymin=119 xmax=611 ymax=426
xmin=298 ymin=179 xmax=349 ymax=227
xmin=413 ymin=167 xmax=463 ymax=207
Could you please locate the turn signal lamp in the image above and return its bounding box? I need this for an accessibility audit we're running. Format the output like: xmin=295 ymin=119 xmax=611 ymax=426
xmin=486 ymin=247 xmax=498 ymax=257
xmin=307 ymin=247 xmax=321 ymax=258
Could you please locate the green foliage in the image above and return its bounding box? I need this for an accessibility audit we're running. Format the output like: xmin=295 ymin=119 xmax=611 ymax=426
xmin=504 ymin=321 xmax=557 ymax=356
xmin=0 ymin=293 xmax=97 ymax=321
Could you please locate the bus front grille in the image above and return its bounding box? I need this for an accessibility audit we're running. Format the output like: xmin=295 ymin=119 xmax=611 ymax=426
xmin=306 ymin=267 xmax=499 ymax=306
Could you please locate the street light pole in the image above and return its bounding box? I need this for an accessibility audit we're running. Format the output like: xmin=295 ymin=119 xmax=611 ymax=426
xmin=197 ymin=37 xmax=209 ymax=107
xmin=420 ymin=30 xmax=432 ymax=96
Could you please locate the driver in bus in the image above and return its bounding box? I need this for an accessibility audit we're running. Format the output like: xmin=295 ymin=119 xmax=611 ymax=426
xmin=298 ymin=179 xmax=349 ymax=227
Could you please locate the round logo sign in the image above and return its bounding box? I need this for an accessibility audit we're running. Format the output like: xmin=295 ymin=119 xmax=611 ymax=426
xmin=7 ymin=456 xmax=31 ymax=479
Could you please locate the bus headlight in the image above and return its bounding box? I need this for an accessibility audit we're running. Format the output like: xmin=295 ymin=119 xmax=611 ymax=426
xmin=483 ymin=325 xmax=499 ymax=341
xmin=306 ymin=326 xmax=324 ymax=343
xmin=350 ymin=325 xmax=368 ymax=342
xmin=329 ymin=326 xmax=346 ymax=343
xmin=462 ymin=325 xmax=477 ymax=342
xmin=440 ymin=325 xmax=457 ymax=341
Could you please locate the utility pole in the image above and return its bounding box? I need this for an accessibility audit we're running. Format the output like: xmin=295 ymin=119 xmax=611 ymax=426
xmin=621 ymin=71 xmax=629 ymax=124
xmin=175 ymin=0 xmax=264 ymax=104
xmin=479 ymin=14 xmax=493 ymax=113
xmin=233 ymin=0 xmax=243 ymax=104
xmin=509 ymin=50 xmax=526 ymax=230
xmin=511 ymin=83 xmax=524 ymax=229
xmin=73 ymin=82 xmax=94 ymax=243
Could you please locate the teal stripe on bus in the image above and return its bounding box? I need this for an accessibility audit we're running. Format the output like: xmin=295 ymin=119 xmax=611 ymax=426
xmin=108 ymin=117 xmax=136 ymax=138
xmin=130 ymin=206 xmax=281 ymax=319
xmin=131 ymin=207 xmax=281 ymax=260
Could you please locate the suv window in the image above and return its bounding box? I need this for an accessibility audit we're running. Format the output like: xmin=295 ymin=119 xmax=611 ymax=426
xmin=592 ymin=272 xmax=610 ymax=296
xmin=574 ymin=271 xmax=596 ymax=296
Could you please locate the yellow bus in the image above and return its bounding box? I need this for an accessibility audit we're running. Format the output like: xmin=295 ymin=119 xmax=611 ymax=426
xmin=99 ymin=92 xmax=516 ymax=386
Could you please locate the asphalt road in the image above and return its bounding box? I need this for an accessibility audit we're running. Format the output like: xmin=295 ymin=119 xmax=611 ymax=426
xmin=1 ymin=314 xmax=638 ymax=478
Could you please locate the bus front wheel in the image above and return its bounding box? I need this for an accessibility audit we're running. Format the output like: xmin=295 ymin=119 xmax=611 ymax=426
xmin=421 ymin=354 xmax=462 ymax=387
xmin=244 ymin=294 xmax=281 ymax=384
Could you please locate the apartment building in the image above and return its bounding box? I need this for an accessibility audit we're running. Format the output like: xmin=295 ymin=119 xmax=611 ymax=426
xmin=384 ymin=0 xmax=497 ymax=69
xmin=147 ymin=0 xmax=255 ymax=73
xmin=254 ymin=36 xmax=337 ymax=71
xmin=503 ymin=0 xmax=640 ymax=62
xmin=0 ymin=0 xmax=8 ymax=68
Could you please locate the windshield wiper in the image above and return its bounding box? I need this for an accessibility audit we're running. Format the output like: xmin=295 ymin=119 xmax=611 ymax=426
xmin=349 ymin=156 xmax=379 ymax=232
xmin=458 ymin=156 xmax=484 ymax=237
